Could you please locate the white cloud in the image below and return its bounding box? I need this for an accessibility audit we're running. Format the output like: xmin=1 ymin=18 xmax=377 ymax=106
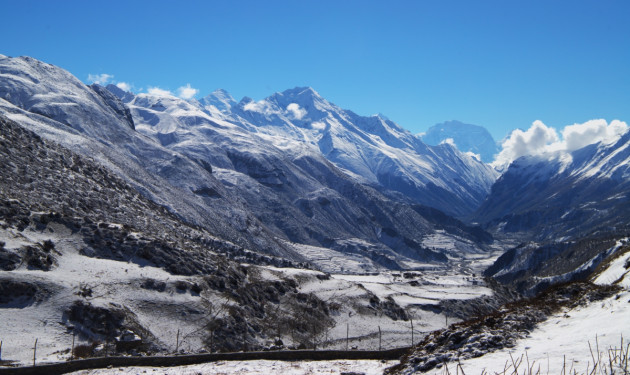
xmin=311 ymin=121 xmax=326 ymax=130
xmin=147 ymin=87 xmax=173 ymax=97
xmin=465 ymin=151 xmax=481 ymax=161
xmin=286 ymin=103 xmax=307 ymax=120
xmin=562 ymin=119 xmax=628 ymax=152
xmin=492 ymin=119 xmax=628 ymax=168
xmin=440 ymin=138 xmax=456 ymax=147
xmin=492 ymin=121 xmax=559 ymax=168
xmin=177 ymin=84 xmax=199 ymax=100
xmin=116 ymin=82 xmax=131 ymax=92
xmin=243 ymin=99 xmax=275 ymax=115
xmin=243 ymin=101 xmax=263 ymax=112
xmin=87 ymin=73 xmax=113 ymax=85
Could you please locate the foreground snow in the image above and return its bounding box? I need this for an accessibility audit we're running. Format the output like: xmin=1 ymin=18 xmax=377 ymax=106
xmin=68 ymin=359 xmax=397 ymax=375
xmin=424 ymin=249 xmax=630 ymax=375
xmin=430 ymin=289 xmax=630 ymax=374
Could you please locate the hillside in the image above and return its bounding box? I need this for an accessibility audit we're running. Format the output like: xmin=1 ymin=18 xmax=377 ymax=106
xmin=476 ymin=133 xmax=630 ymax=242
xmin=0 ymin=54 xmax=499 ymax=271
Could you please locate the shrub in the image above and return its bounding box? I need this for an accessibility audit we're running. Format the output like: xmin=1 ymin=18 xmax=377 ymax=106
xmin=73 ymin=342 xmax=97 ymax=358
xmin=42 ymin=239 xmax=55 ymax=252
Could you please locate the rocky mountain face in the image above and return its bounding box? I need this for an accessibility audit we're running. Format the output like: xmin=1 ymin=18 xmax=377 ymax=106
xmin=475 ymin=133 xmax=630 ymax=242
xmin=421 ymin=120 xmax=500 ymax=163
xmin=194 ymin=87 xmax=499 ymax=218
xmin=0 ymin=113 xmax=331 ymax=353
xmin=0 ymin=55 xmax=497 ymax=271
xmin=483 ymin=236 xmax=627 ymax=295
xmin=475 ymin=133 xmax=630 ymax=295
xmin=0 ymin=55 xmax=304 ymax=262
xmin=112 ymin=84 xmax=501 ymax=267
xmin=2 ymin=54 xmax=630 ymax=367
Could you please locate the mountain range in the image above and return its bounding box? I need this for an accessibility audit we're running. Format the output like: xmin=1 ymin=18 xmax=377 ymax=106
xmin=476 ymin=134 xmax=630 ymax=241
xmin=421 ymin=120 xmax=500 ymax=163
xmin=2 ymin=53 xmax=628 ymax=275
xmin=0 ymin=54 xmax=504 ymax=271
xmin=1 ymin=54 xmax=629 ymax=366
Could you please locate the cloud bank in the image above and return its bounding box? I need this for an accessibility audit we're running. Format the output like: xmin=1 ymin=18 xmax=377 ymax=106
xmin=493 ymin=119 xmax=628 ymax=168
xmin=177 ymin=84 xmax=199 ymax=99
xmin=286 ymin=103 xmax=307 ymax=120
xmin=440 ymin=138 xmax=456 ymax=147
xmin=87 ymin=73 xmax=135 ymax=93
xmin=147 ymin=87 xmax=173 ymax=97
xmin=87 ymin=73 xmax=113 ymax=85
xmin=116 ymin=82 xmax=131 ymax=92
xmin=561 ymin=119 xmax=627 ymax=152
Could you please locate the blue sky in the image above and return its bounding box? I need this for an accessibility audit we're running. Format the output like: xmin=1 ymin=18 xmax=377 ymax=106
xmin=1 ymin=0 xmax=628 ymax=141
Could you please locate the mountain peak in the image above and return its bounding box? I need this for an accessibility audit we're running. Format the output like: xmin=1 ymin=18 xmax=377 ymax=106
xmin=105 ymin=83 xmax=135 ymax=103
xmin=422 ymin=120 xmax=500 ymax=163
xmin=199 ymin=88 xmax=237 ymax=112
xmin=284 ymin=86 xmax=320 ymax=97
xmin=269 ymin=86 xmax=322 ymax=103
xmin=260 ymin=87 xmax=330 ymax=116
xmin=207 ymin=88 xmax=234 ymax=100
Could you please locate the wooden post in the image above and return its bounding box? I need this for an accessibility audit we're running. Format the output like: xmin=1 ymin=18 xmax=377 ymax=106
xmin=33 ymin=338 xmax=38 ymax=367
xmin=378 ymin=326 xmax=382 ymax=351
xmin=410 ymin=318 xmax=414 ymax=347
xmin=175 ymin=329 xmax=180 ymax=354
xmin=210 ymin=330 xmax=214 ymax=353
xmin=346 ymin=323 xmax=349 ymax=351
xmin=71 ymin=333 xmax=75 ymax=361
xmin=242 ymin=321 xmax=247 ymax=352
xmin=0 ymin=340 xmax=3 ymax=361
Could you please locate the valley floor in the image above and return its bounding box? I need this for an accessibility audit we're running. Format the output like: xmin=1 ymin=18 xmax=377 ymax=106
xmin=0 ymin=218 xmax=502 ymax=366
xmin=64 ymin=262 xmax=630 ymax=375
xmin=2 ymin=224 xmax=628 ymax=374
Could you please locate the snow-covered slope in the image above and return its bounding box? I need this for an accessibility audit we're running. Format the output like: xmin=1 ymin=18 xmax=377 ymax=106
xmin=476 ymin=131 xmax=630 ymax=240
xmin=421 ymin=120 xmax=500 ymax=163
xmin=198 ymin=87 xmax=499 ymax=218
xmin=417 ymin=245 xmax=630 ymax=375
xmin=105 ymin=82 xmax=498 ymax=264
xmin=0 ymin=54 xmax=301 ymax=260
xmin=485 ymin=236 xmax=627 ymax=295
xmin=0 ymin=115 xmax=501 ymax=366
xmin=0 ymin=54 xmax=496 ymax=269
xmin=0 ymin=115 xmax=325 ymax=363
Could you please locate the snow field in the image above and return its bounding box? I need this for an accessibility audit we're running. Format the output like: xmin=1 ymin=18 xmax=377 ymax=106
xmin=0 ymin=219 xmax=500 ymax=366
xmin=422 ymin=257 xmax=630 ymax=375
xmin=0 ymin=223 xmax=213 ymax=365
xmin=427 ymin=289 xmax=630 ymax=374
xmin=280 ymin=262 xmax=495 ymax=351
xmin=594 ymin=247 xmax=630 ymax=288
xmin=67 ymin=359 xmax=398 ymax=375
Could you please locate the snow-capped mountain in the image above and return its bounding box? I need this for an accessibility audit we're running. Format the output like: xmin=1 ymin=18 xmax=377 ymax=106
xmin=0 ymin=54 xmax=504 ymax=365
xmin=0 ymin=54 xmax=302 ymax=261
xmin=111 ymin=83 xmax=499 ymax=266
xmin=421 ymin=120 xmax=500 ymax=163
xmin=2 ymin=54 xmax=630 ymax=372
xmin=476 ymin=131 xmax=630 ymax=240
xmin=0 ymin=54 xmax=496 ymax=271
xmin=200 ymin=87 xmax=499 ymax=218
